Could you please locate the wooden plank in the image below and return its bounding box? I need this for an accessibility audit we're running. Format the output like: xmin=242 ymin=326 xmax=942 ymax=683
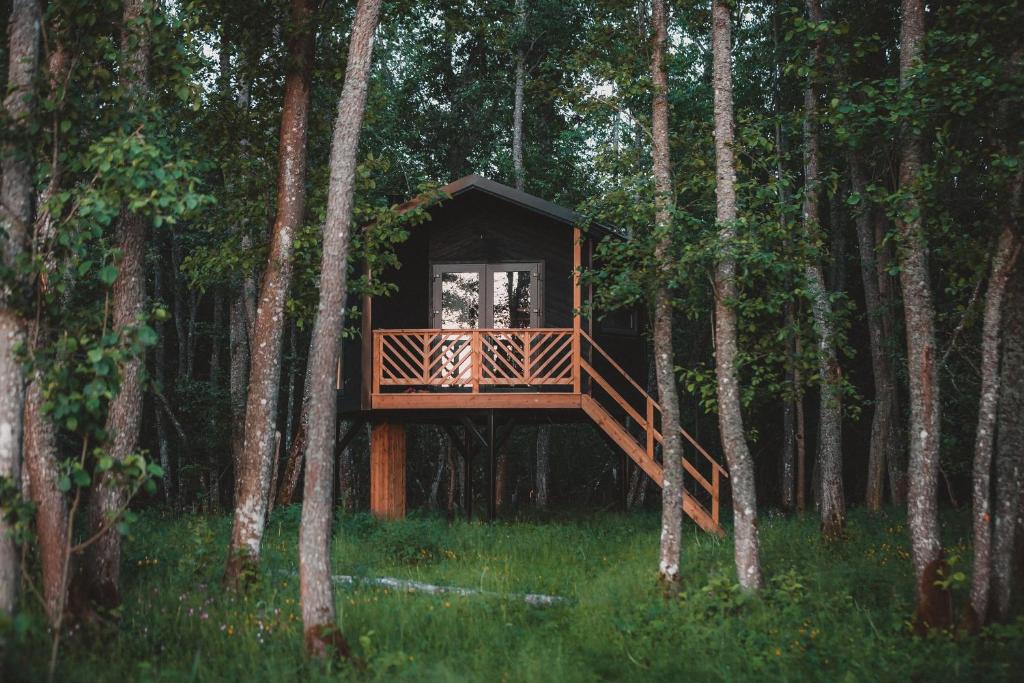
xmin=580 ymin=359 xmax=645 ymax=427
xmin=370 ymin=421 xmax=406 ymax=520
xmin=581 ymin=396 xmax=662 ymax=485
xmin=646 ymin=398 xmax=655 ymax=461
xmin=372 ymin=393 xmax=581 ymax=410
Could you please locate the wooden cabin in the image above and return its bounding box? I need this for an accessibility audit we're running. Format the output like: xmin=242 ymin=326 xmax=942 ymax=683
xmin=337 ymin=175 xmax=727 ymax=534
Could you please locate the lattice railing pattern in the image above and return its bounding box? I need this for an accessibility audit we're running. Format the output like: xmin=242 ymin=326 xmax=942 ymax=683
xmin=374 ymin=328 xmax=575 ymax=392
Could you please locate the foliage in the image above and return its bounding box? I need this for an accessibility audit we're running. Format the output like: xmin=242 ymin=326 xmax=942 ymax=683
xmin=7 ymin=509 xmax=1023 ymax=680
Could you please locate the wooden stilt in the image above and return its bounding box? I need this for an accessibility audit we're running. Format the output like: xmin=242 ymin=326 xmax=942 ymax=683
xmin=488 ymin=410 xmax=496 ymax=522
xmin=370 ymin=421 xmax=406 ymax=520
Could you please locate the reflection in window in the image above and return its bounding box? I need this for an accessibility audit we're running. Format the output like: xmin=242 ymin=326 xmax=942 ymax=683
xmin=441 ymin=272 xmax=480 ymax=328
xmin=492 ymin=271 xmax=532 ymax=328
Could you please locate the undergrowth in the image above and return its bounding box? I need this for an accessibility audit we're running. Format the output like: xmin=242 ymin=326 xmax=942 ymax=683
xmin=6 ymin=507 xmax=1023 ymax=681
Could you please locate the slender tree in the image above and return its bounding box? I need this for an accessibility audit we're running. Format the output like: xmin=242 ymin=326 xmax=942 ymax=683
xmin=711 ymin=0 xmax=764 ymax=591
xmin=897 ymin=0 xmax=946 ymax=628
xmin=968 ymin=226 xmax=1020 ymax=625
xmin=802 ymin=0 xmax=844 ymax=538
xmin=991 ymin=261 xmax=1023 ymax=622
xmin=299 ymin=0 xmax=383 ymax=657
xmin=85 ymin=0 xmax=150 ymax=607
xmin=0 ymin=0 xmax=42 ymax=620
xmin=851 ymin=154 xmax=899 ymax=512
xmin=648 ymin=0 xmax=685 ymax=594
xmin=225 ymin=0 xmax=316 ymax=587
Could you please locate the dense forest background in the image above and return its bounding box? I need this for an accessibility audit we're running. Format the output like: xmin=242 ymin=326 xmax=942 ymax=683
xmin=1 ymin=0 xmax=1022 ymax=673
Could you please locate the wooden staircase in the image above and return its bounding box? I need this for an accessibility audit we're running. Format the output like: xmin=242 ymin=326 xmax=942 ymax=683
xmin=578 ymin=332 xmax=728 ymax=537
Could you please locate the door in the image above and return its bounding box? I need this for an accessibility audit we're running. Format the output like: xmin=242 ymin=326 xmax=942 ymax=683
xmin=432 ymin=263 xmax=541 ymax=329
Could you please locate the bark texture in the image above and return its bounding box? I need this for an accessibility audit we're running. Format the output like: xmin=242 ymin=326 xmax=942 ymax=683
xmin=225 ymin=0 xmax=315 ymax=586
xmin=898 ymin=0 xmax=945 ymax=625
xmin=0 ymin=0 xmax=41 ymax=619
xmin=851 ymin=156 xmax=899 ymax=512
xmin=299 ymin=0 xmax=382 ymax=658
xmin=648 ymin=0 xmax=685 ymax=593
xmin=969 ymin=226 xmax=1020 ymax=624
xmin=512 ymin=0 xmax=526 ymax=192
xmin=992 ymin=263 xmax=1024 ymax=621
xmin=711 ymin=0 xmax=764 ymax=591
xmin=803 ymin=0 xmax=844 ymax=539
xmin=85 ymin=0 xmax=150 ymax=608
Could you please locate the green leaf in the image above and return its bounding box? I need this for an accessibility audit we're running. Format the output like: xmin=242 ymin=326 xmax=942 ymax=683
xmin=99 ymin=265 xmax=119 ymax=286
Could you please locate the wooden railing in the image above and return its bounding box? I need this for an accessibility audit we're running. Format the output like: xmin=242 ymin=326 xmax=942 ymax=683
xmin=373 ymin=328 xmax=576 ymax=393
xmin=578 ymin=330 xmax=728 ymax=526
xmin=370 ymin=326 xmax=727 ymax=529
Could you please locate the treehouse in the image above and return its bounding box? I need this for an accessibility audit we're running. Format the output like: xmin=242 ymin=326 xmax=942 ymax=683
xmin=337 ymin=175 xmax=727 ymax=534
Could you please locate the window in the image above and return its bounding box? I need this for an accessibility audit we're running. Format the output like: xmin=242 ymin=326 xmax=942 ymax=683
xmin=432 ymin=262 xmax=541 ymax=328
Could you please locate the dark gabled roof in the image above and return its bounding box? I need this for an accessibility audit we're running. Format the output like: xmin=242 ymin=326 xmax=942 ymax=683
xmin=392 ymin=174 xmax=619 ymax=239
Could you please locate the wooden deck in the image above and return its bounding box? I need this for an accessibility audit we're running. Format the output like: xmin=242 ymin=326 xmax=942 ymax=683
xmin=368 ymin=326 xmax=729 ymax=535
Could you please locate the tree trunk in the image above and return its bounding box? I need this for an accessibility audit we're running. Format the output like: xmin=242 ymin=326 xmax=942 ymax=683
xmin=852 ymin=155 xmax=897 ymax=512
xmin=153 ymin=245 xmax=174 ymax=504
xmin=782 ymin=305 xmax=796 ymax=512
xmin=648 ymin=0 xmax=685 ymax=594
xmin=535 ymin=425 xmax=550 ymax=509
xmin=803 ymin=0 xmax=844 ymax=540
xmin=795 ymin=329 xmax=807 ymax=514
xmin=225 ymin=0 xmax=316 ymax=588
xmin=969 ymin=226 xmax=1020 ymax=625
xmin=86 ymin=0 xmax=150 ymax=608
xmin=229 ymin=282 xmax=249 ymax=506
xmin=0 ymin=0 xmax=41 ymax=619
xmin=23 ymin=35 xmax=73 ymax=627
xmin=285 ymin=321 xmax=299 ymax=453
xmin=711 ymin=0 xmax=764 ymax=591
xmin=874 ymin=213 xmax=908 ymax=505
xmin=512 ymin=0 xmax=526 ymax=192
xmin=338 ymin=419 xmax=356 ymax=513
xmin=210 ymin=289 xmax=225 ymax=386
xmin=992 ymin=262 xmax=1024 ymax=622
xmin=898 ymin=0 xmax=947 ymax=630
xmin=172 ymin=237 xmax=188 ymax=380
xmin=299 ymin=0 xmax=381 ymax=658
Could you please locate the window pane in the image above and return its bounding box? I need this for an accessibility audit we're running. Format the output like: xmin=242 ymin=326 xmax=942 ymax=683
xmin=492 ymin=271 xmax=532 ymax=328
xmin=441 ymin=271 xmax=480 ymax=328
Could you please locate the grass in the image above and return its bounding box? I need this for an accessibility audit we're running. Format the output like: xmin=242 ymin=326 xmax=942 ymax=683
xmin=7 ymin=506 xmax=1024 ymax=681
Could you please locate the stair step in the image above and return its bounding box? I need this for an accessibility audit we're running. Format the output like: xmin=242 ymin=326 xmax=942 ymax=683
xmin=581 ymin=395 xmax=724 ymax=537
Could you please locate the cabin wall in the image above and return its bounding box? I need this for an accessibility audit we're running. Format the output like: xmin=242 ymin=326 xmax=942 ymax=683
xmin=425 ymin=193 xmax=574 ymax=328
xmin=339 ymin=190 xmax=648 ymax=412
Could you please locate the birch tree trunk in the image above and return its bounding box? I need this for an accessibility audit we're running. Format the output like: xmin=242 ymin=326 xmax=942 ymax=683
xmin=992 ymin=261 xmax=1024 ymax=622
xmin=851 ymin=155 xmax=898 ymax=512
xmin=225 ymin=0 xmax=315 ymax=588
xmin=711 ymin=0 xmax=764 ymax=591
xmin=512 ymin=0 xmax=526 ymax=192
xmin=299 ymin=0 xmax=382 ymax=658
xmin=968 ymin=225 xmax=1020 ymax=625
xmin=803 ymin=0 xmax=844 ymax=539
xmin=648 ymin=0 xmax=685 ymax=594
xmin=898 ymin=0 xmax=947 ymax=629
xmin=86 ymin=0 xmax=150 ymax=608
xmin=0 ymin=0 xmax=41 ymax=619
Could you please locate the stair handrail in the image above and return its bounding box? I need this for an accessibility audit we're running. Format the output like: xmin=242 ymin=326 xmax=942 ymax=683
xmin=578 ymin=329 xmax=729 ymax=481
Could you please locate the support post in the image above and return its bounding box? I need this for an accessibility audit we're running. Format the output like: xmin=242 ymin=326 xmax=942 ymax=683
xmin=573 ymin=227 xmax=582 ymax=393
xmin=370 ymin=420 xmax=406 ymax=520
xmin=464 ymin=424 xmax=474 ymax=521
xmin=488 ymin=410 xmax=497 ymax=522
